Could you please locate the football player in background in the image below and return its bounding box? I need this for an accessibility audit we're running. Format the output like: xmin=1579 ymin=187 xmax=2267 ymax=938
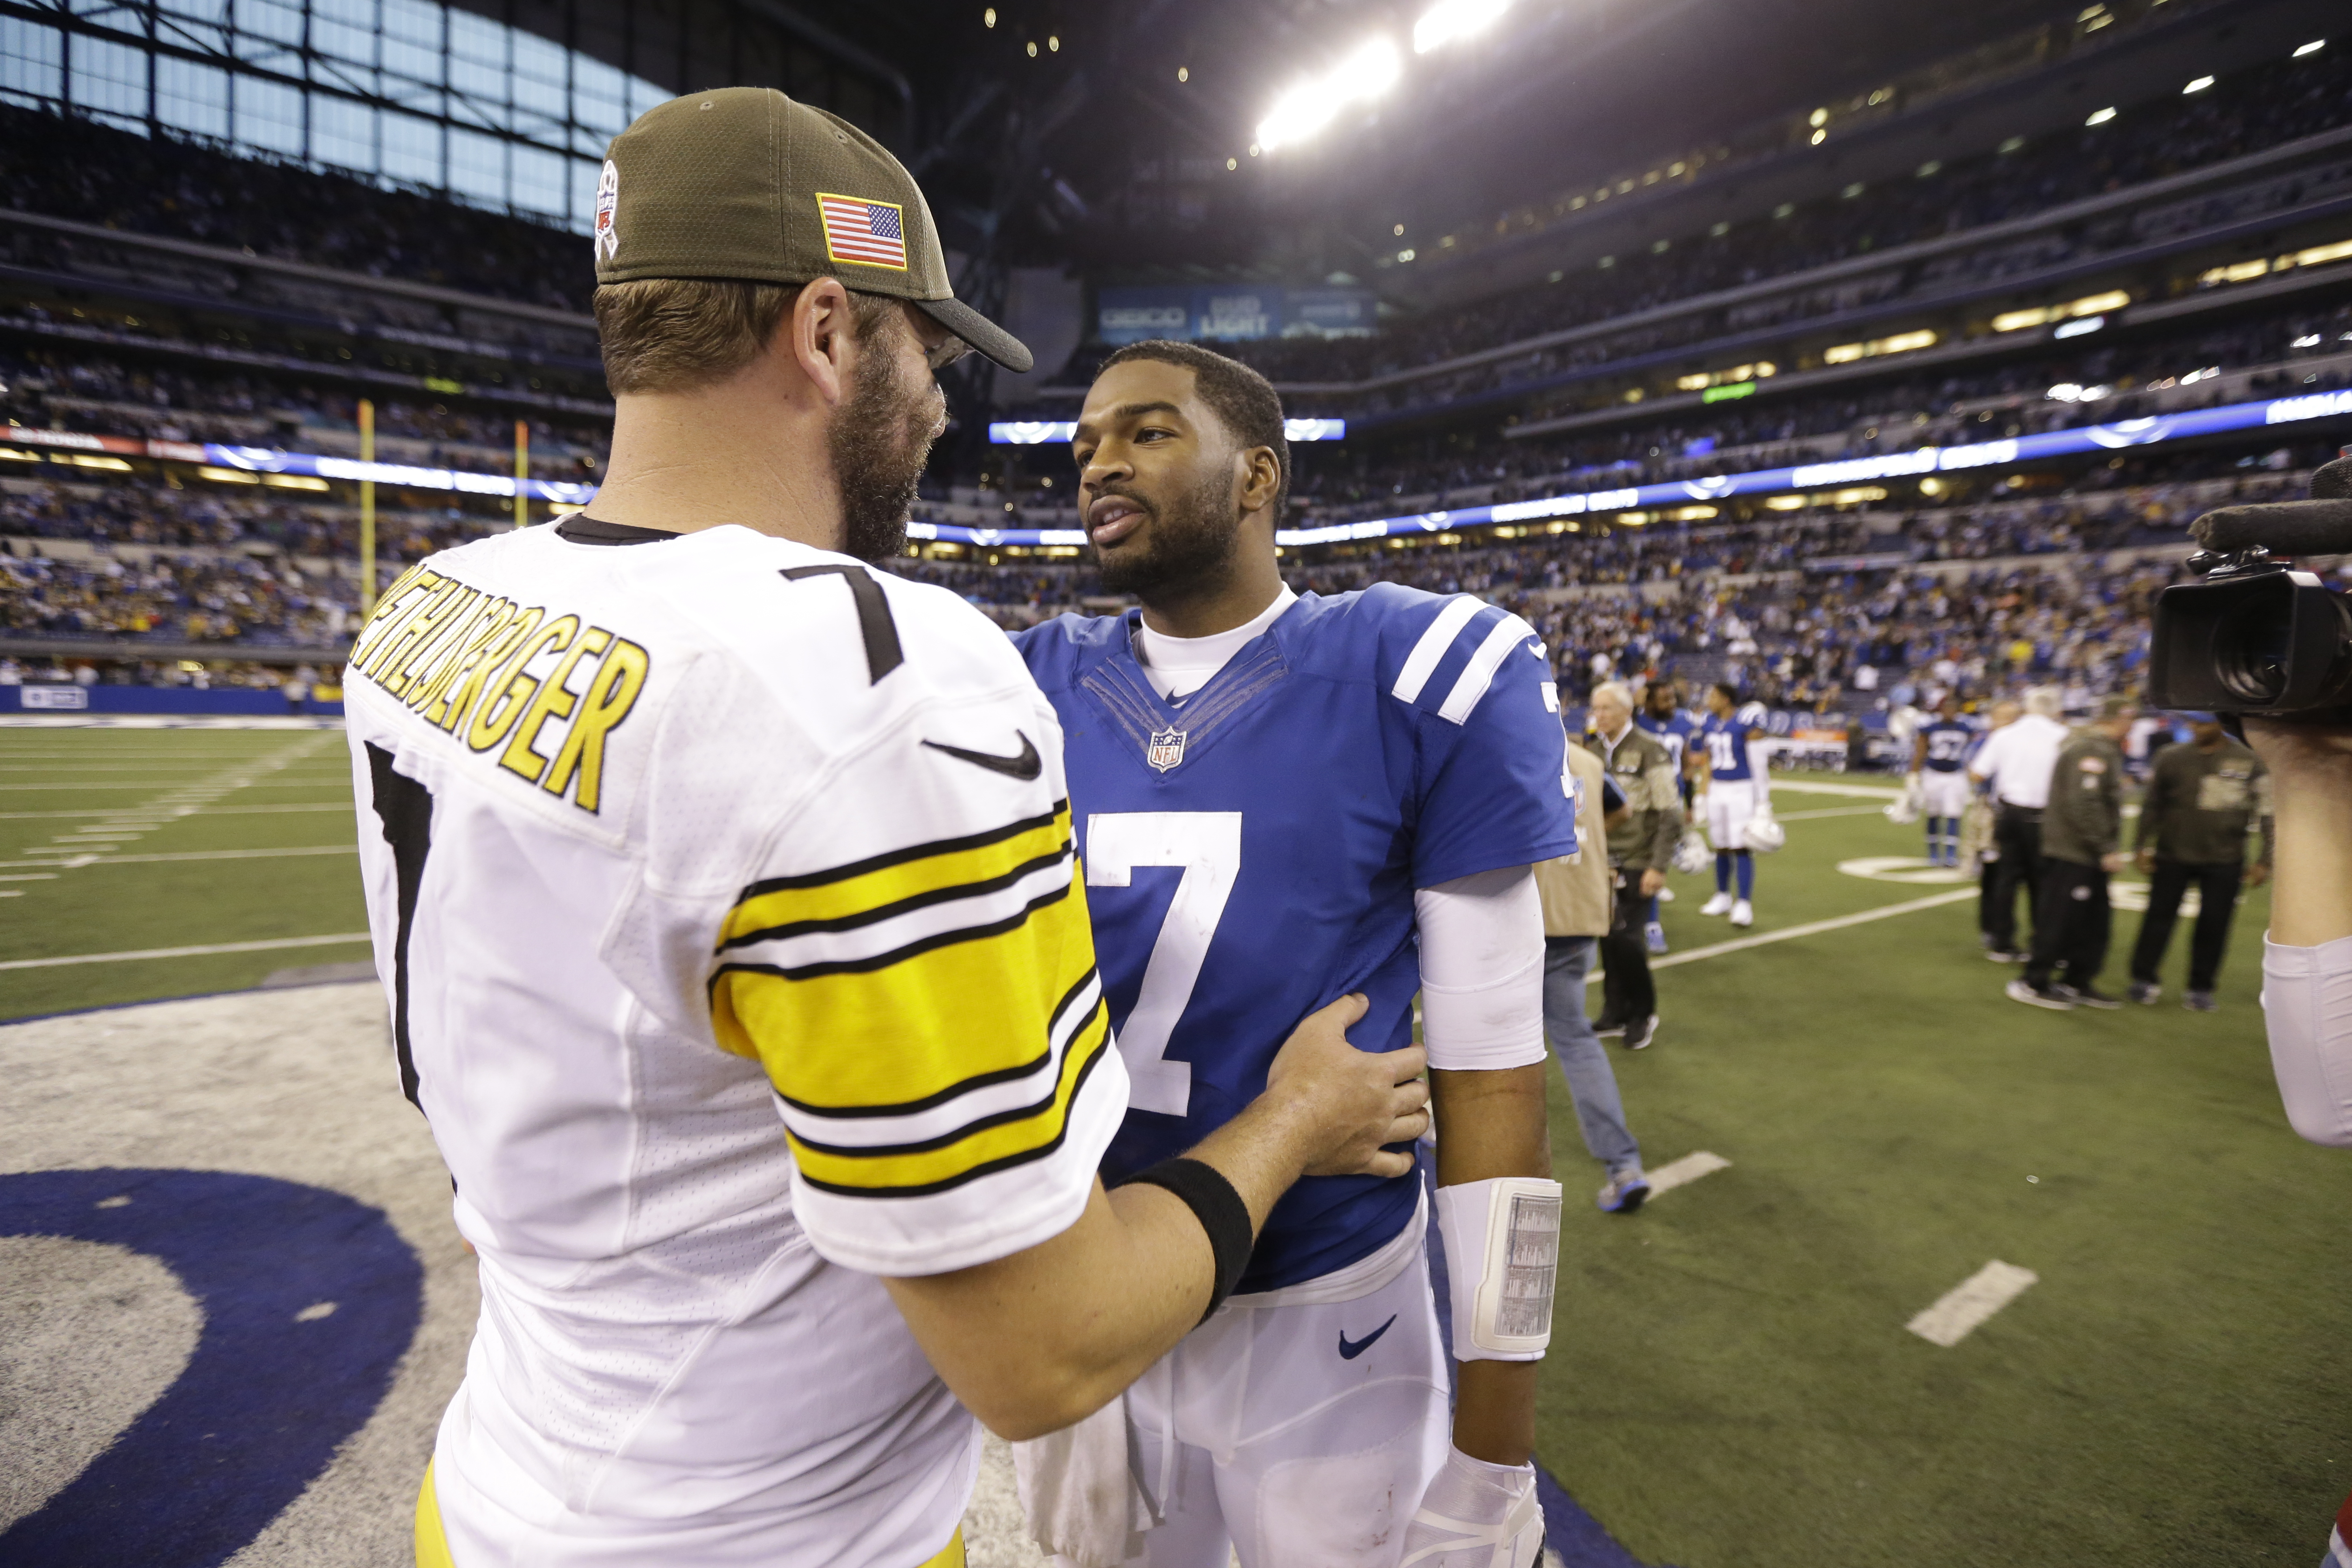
xmin=1911 ymin=694 xmax=1976 ymax=868
xmin=1634 ymin=678 xmax=1696 ymax=952
xmin=1694 ymin=681 xmax=1772 ymax=928
xmin=1015 ymin=340 xmax=1576 ymax=1567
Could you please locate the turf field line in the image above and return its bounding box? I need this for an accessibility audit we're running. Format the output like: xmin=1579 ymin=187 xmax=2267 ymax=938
xmin=1770 ymin=779 xmax=1905 ymax=799
xmin=1589 ymin=887 xmax=1978 ymax=984
xmin=0 ymin=803 xmax=356 ymax=820
xmin=1774 ymin=805 xmax=1890 ymax=821
xmin=0 ymin=932 xmax=374 ymax=972
xmin=1906 ymin=1261 xmax=2039 ymax=1347
xmin=0 ymin=845 xmax=359 ymax=870
xmin=1644 ymin=1150 xmax=1731 ymax=1197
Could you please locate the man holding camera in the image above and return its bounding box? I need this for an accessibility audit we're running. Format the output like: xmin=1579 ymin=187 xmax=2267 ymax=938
xmin=2125 ymin=714 xmax=2272 ymax=1011
xmin=2008 ymin=696 xmax=2136 ymax=1011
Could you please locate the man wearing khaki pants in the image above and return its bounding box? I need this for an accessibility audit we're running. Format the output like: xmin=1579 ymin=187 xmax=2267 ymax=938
xmin=1537 ymin=736 xmax=1651 ymax=1213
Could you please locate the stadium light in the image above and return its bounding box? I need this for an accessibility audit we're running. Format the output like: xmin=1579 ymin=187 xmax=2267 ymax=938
xmin=2183 ymin=75 xmax=2214 ymax=93
xmin=1412 ymin=0 xmax=1512 ymax=54
xmin=2085 ymin=106 xmax=2116 ymax=125
xmin=1256 ymin=37 xmax=1401 ymax=152
xmin=2294 ymin=39 xmax=2324 ymax=57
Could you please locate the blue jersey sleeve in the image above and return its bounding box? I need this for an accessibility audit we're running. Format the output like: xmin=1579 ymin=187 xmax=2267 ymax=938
xmin=1392 ymin=602 xmax=1579 ymax=887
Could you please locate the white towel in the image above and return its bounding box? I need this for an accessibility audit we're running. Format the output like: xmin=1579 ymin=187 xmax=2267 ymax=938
xmin=1011 ymin=1394 xmax=1154 ymax=1568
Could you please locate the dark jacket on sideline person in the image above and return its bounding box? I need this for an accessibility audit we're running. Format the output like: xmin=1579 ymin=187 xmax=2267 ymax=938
xmin=2135 ymin=738 xmax=2273 ymax=869
xmin=2042 ymin=729 xmax=2127 ymax=867
xmin=1580 ymin=726 xmax=1683 ymax=873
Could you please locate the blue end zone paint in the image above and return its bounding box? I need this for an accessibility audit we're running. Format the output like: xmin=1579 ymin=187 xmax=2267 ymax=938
xmin=0 ymin=1167 xmax=423 ymax=1567
xmin=1420 ymin=1152 xmax=1671 ymax=1568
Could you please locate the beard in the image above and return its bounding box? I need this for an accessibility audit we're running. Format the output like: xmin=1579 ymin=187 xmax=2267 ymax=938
xmin=828 ymin=338 xmax=943 ymax=562
xmin=1093 ymin=461 xmax=1244 ymax=601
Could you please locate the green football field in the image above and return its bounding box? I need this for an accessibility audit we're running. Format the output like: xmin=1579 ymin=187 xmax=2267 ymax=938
xmin=3 ymin=723 xmax=2345 ymax=1568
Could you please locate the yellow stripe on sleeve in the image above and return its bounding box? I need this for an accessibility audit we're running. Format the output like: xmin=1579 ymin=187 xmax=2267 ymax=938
xmin=719 ymin=806 xmax=1072 ymax=949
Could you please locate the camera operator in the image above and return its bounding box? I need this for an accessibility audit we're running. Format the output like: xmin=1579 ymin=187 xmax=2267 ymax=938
xmin=2247 ymin=718 xmax=2352 ymax=1144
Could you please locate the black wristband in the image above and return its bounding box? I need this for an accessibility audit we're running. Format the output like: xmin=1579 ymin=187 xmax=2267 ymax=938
xmin=1112 ymin=1157 xmax=1254 ymax=1324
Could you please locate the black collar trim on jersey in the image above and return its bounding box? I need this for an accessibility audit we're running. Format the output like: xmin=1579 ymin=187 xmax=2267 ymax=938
xmin=556 ymin=514 xmax=681 ymax=546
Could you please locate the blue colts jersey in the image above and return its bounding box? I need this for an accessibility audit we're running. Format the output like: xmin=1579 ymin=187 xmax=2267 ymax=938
xmin=1635 ymin=710 xmax=1695 ymax=775
xmin=1699 ymin=711 xmax=1759 ymax=782
xmin=1921 ymin=719 xmax=1974 ymax=772
xmin=1015 ymin=586 xmax=1577 ymax=1292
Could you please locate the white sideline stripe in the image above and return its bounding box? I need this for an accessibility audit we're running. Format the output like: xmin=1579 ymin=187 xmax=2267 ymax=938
xmin=1589 ymin=887 xmax=1978 ymax=984
xmin=0 ymin=845 xmax=359 ymax=870
xmin=1907 ymin=1261 xmax=2039 ymax=1347
xmin=1390 ymin=595 xmax=1484 ymax=704
xmin=1435 ymin=613 xmax=1534 ymax=724
xmin=0 ymin=932 xmax=374 ymax=972
xmin=0 ymin=803 xmax=353 ymax=819
xmin=1644 ymin=1150 xmax=1730 ymax=1197
xmin=1771 ymin=779 xmax=1904 ymax=799
xmin=1775 ymin=805 xmax=1892 ymax=821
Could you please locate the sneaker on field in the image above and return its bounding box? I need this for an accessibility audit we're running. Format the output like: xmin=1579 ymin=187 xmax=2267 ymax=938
xmin=1656 ymin=886 xmax=1676 ymax=904
xmin=2057 ymin=983 xmax=2122 ymax=1010
xmin=2127 ymin=981 xmax=2160 ymax=1005
xmin=1622 ymin=1014 xmax=1659 ymax=1050
xmin=1644 ymin=921 xmax=1669 ymax=955
xmin=1728 ymin=899 xmax=1754 ymax=928
xmin=1597 ymin=1172 xmax=1651 ymax=1214
xmin=1700 ymin=892 xmax=1734 ymax=917
xmin=2007 ymin=977 xmax=2074 ymax=1011
xmin=2183 ymin=990 xmax=2218 ymax=1012
xmin=1985 ymin=948 xmax=2020 ymax=964
xmin=1592 ymin=1014 xmax=1627 ymax=1038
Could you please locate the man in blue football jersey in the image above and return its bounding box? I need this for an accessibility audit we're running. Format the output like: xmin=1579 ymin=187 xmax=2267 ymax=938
xmin=1695 ymin=682 xmax=1772 ymax=928
xmin=1014 ymin=341 xmax=1576 ymax=1568
xmin=1910 ymin=694 xmax=1976 ymax=868
xmin=1633 ymin=679 xmax=1696 ymax=953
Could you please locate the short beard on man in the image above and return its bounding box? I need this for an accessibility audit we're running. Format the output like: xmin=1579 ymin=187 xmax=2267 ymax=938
xmin=1094 ymin=460 xmax=1244 ymax=601
xmin=828 ymin=326 xmax=942 ymax=562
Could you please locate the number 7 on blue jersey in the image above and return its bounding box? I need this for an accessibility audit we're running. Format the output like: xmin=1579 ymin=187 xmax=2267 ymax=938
xmin=1085 ymin=812 xmax=1242 ymax=1117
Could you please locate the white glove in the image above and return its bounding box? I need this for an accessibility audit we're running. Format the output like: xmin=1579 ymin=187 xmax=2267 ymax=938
xmin=1398 ymin=1446 xmax=1545 ymax=1568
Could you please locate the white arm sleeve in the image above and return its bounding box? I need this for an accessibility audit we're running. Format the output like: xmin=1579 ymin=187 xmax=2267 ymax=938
xmin=1416 ymin=866 xmax=1547 ymax=1072
xmin=2265 ymin=934 xmax=2352 ymax=1147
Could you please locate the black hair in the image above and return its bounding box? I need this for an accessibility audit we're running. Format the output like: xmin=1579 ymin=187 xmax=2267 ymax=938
xmin=1709 ymin=681 xmax=1739 ymax=705
xmin=1097 ymin=339 xmax=1290 ymax=521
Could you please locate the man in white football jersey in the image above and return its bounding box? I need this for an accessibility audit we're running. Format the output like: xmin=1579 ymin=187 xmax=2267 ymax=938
xmin=352 ymin=89 xmax=1425 ymax=1568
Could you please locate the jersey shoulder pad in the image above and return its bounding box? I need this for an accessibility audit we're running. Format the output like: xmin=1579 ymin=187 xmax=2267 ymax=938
xmin=1735 ymin=701 xmax=1770 ymax=729
xmin=1009 ymin=609 xmax=1126 ymax=690
xmin=1353 ymin=584 xmax=1538 ymax=726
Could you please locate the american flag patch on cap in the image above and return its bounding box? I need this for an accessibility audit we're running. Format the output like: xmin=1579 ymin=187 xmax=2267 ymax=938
xmin=815 ymin=193 xmax=908 ymax=271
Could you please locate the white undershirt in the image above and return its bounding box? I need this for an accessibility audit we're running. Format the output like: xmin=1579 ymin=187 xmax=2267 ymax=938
xmin=1126 ymin=583 xmax=1544 ymax=1072
xmin=1132 ymin=587 xmax=1297 ymax=701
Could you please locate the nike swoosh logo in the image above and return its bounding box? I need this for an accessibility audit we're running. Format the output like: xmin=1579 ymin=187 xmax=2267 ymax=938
xmin=921 ymin=733 xmax=1042 ymax=782
xmin=1337 ymin=1314 xmax=1397 ymax=1360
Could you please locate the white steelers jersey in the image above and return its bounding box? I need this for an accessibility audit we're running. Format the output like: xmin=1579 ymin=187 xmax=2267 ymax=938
xmin=341 ymin=517 xmax=1126 ymax=1568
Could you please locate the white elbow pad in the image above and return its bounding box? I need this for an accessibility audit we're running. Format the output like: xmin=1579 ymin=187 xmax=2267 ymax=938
xmin=1416 ymin=867 xmax=1547 ymax=1072
xmin=1434 ymin=1176 xmax=1562 ymax=1362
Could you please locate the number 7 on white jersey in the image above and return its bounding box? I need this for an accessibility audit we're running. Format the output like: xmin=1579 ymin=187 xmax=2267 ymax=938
xmin=1084 ymin=812 xmax=1242 ymax=1117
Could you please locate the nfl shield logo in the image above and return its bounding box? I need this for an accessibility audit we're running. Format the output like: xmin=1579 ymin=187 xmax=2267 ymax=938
xmin=1147 ymin=728 xmax=1187 ymax=773
xmin=594 ymin=160 xmax=620 ymax=261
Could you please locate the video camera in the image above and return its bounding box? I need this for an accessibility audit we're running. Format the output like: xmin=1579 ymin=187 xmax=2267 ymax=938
xmin=2149 ymin=453 xmax=2352 ymax=718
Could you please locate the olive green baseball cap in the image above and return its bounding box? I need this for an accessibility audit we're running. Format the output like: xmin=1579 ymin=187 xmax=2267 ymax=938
xmin=594 ymin=87 xmax=1032 ymax=373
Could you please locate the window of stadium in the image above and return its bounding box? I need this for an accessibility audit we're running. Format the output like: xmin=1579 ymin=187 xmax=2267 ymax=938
xmin=0 ymin=0 xmax=670 ymax=232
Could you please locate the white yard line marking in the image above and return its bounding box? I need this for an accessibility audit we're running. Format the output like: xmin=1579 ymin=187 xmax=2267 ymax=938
xmin=1770 ymin=779 xmax=1905 ymax=799
xmin=1590 ymin=888 xmax=1978 ymax=984
xmin=0 ymin=873 xmax=59 ymax=882
xmin=1775 ymin=805 xmax=1893 ymax=821
xmin=0 ymin=933 xmax=374 ymax=972
xmin=0 ymin=846 xmax=358 ymax=870
xmin=1644 ymin=1151 xmax=1731 ymax=1197
xmin=1907 ymin=1261 xmax=2039 ymax=1347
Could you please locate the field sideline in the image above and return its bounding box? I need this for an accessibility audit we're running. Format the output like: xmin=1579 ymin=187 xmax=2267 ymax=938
xmin=2 ymin=723 xmax=2346 ymax=1567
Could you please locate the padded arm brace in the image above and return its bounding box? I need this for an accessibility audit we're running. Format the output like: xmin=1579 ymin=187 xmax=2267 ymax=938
xmin=2265 ymin=934 xmax=2352 ymax=1147
xmin=1415 ymin=866 xmax=1547 ymax=1073
xmin=1434 ymin=1176 xmax=1562 ymax=1362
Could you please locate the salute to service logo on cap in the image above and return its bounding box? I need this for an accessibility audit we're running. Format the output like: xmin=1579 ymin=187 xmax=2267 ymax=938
xmin=597 ymin=87 xmax=1032 ymax=373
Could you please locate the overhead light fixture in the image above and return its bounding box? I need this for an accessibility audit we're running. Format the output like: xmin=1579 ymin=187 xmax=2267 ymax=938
xmin=1256 ymin=36 xmax=1401 ymax=152
xmin=2294 ymin=39 xmax=2324 ymax=57
xmin=1046 ymin=34 xmax=1058 ymax=51
xmin=982 ymin=7 xmax=995 ymax=25
xmin=2085 ymin=106 xmax=2116 ymax=125
xmin=2183 ymin=75 xmax=2214 ymax=92
xmin=1412 ymin=0 xmax=1512 ymax=55
xmin=1176 ymin=66 xmax=1187 ymax=82
xmin=1025 ymin=40 xmax=1036 ymax=56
